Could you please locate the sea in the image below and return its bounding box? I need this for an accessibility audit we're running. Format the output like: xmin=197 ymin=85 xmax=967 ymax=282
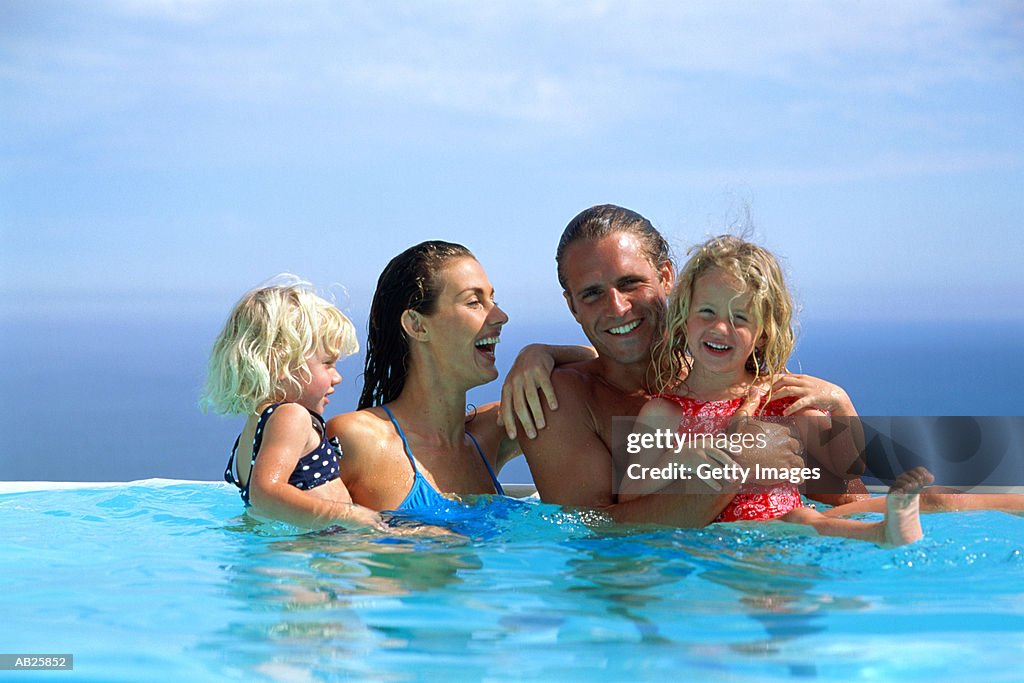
xmin=2 ymin=308 xmax=1022 ymax=483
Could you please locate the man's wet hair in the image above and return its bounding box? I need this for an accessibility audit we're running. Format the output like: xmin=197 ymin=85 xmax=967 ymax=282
xmin=555 ymin=204 xmax=672 ymax=290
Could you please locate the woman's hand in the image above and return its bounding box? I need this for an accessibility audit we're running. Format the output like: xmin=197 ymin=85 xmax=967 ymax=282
xmin=497 ymin=343 xmax=595 ymax=440
xmin=498 ymin=344 xmax=558 ymax=440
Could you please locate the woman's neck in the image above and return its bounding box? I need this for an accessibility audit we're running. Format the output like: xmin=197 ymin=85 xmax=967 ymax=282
xmin=387 ymin=367 xmax=470 ymax=449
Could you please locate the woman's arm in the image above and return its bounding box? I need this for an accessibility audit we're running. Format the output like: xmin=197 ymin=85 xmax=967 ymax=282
xmin=498 ymin=343 xmax=598 ymax=440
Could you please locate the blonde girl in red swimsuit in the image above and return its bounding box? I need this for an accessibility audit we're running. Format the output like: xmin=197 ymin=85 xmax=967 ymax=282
xmin=623 ymin=235 xmax=932 ymax=546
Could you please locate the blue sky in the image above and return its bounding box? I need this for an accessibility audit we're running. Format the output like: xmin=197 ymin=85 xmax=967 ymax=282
xmin=2 ymin=0 xmax=1023 ymax=325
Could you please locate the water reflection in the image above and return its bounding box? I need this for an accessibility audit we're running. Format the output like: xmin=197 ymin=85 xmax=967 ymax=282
xmin=500 ymin=522 xmax=873 ymax=677
xmin=210 ymin=501 xmax=541 ymax=680
xmin=209 ymin=502 xmax=882 ymax=680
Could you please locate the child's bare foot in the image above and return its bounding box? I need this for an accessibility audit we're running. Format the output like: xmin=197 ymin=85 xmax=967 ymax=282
xmin=884 ymin=467 xmax=934 ymax=546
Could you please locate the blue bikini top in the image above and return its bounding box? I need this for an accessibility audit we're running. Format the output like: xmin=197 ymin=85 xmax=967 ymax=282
xmin=380 ymin=404 xmax=505 ymax=513
xmin=225 ymin=403 xmax=342 ymax=506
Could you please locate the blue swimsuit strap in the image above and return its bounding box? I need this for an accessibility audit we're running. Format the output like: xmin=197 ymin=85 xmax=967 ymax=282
xmin=379 ymin=405 xmax=504 ymax=496
xmin=466 ymin=431 xmax=505 ymax=496
xmin=380 ymin=404 xmax=421 ymax=475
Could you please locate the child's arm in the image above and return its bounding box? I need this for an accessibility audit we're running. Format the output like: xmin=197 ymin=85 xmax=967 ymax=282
xmin=618 ymin=397 xmax=736 ymax=502
xmin=771 ymin=374 xmax=866 ymax=480
xmin=618 ymin=398 xmax=683 ymax=501
xmin=247 ymin=404 xmax=385 ymax=530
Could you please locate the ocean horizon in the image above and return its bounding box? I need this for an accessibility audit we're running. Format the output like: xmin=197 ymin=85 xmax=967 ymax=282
xmin=2 ymin=308 xmax=1022 ymax=484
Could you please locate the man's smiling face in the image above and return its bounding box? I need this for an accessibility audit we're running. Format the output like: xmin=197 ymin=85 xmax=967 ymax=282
xmin=561 ymin=232 xmax=674 ymax=367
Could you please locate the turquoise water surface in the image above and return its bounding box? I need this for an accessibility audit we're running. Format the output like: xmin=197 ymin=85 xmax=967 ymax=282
xmin=2 ymin=481 xmax=1023 ymax=682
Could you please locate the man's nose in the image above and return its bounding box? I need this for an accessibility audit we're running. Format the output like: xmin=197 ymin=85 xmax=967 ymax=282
xmin=607 ymin=288 xmax=630 ymax=316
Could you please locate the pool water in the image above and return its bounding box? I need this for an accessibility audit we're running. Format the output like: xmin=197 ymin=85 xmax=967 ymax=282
xmin=2 ymin=481 xmax=1023 ymax=682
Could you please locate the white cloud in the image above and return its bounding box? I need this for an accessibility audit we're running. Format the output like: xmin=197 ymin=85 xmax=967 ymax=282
xmin=105 ymin=0 xmax=223 ymax=23
xmin=581 ymin=1 xmax=1023 ymax=83
xmin=611 ymin=150 xmax=1023 ymax=189
xmin=5 ymin=0 xmax=1020 ymax=137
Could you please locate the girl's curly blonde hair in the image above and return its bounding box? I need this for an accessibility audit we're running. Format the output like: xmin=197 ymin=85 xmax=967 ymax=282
xmin=201 ymin=276 xmax=359 ymax=416
xmin=652 ymin=235 xmax=795 ymax=403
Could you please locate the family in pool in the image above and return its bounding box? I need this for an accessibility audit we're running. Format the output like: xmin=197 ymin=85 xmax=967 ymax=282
xmin=202 ymin=204 xmax=1018 ymax=546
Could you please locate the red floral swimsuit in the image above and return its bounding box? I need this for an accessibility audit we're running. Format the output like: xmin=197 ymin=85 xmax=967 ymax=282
xmin=652 ymin=393 xmax=804 ymax=522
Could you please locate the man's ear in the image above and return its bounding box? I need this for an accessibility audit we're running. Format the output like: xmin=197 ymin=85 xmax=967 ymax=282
xmin=400 ymin=309 xmax=429 ymax=342
xmin=563 ymin=290 xmax=579 ymax=320
xmin=658 ymin=261 xmax=675 ymax=293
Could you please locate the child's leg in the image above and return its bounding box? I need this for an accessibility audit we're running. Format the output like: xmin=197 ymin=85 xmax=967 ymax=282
xmin=781 ymin=467 xmax=933 ymax=546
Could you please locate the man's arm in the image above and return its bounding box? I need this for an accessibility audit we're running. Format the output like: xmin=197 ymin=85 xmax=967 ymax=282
xmin=772 ymin=373 xmax=866 ymax=480
xmin=520 ymin=368 xmax=614 ymax=507
xmin=522 ymin=370 xmax=739 ymax=527
xmin=618 ymin=397 xmax=735 ymax=500
xmin=726 ymin=387 xmax=808 ymax=485
xmin=605 ymin=483 xmax=740 ymax=528
xmin=606 ymin=387 xmax=807 ymax=527
xmin=610 ymin=397 xmax=740 ymax=526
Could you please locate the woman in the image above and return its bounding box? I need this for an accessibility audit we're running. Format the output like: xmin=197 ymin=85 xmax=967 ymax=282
xmin=327 ymin=240 xmax=585 ymax=514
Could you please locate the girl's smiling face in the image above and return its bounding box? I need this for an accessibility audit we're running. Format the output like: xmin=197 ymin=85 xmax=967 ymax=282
xmin=685 ymin=267 xmax=763 ymax=377
xmin=290 ymin=346 xmax=342 ymax=415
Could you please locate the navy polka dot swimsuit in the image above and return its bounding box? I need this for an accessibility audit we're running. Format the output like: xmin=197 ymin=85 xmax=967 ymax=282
xmin=224 ymin=402 xmax=342 ymax=506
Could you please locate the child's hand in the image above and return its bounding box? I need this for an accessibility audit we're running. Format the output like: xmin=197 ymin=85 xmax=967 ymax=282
xmin=771 ymin=374 xmax=855 ymax=416
xmin=384 ymin=521 xmax=466 ymax=539
xmin=340 ymin=509 xmax=464 ymax=538
xmin=345 ymin=504 xmax=389 ymax=532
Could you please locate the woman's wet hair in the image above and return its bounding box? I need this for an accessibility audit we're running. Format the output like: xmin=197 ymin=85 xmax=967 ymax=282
xmin=359 ymin=240 xmax=475 ymax=410
xmin=555 ymin=204 xmax=672 ymax=290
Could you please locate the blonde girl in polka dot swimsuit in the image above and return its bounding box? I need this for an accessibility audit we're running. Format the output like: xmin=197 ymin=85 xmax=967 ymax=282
xmin=202 ymin=276 xmax=384 ymax=531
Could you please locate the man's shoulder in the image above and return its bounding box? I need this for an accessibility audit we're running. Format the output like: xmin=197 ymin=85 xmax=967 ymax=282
xmin=514 ymin=365 xmax=603 ymax=444
xmin=548 ymin=363 xmax=608 ymax=412
xmin=522 ymin=364 xmax=615 ymax=507
xmin=551 ymin=361 xmax=643 ymax=412
xmin=551 ymin=359 xmax=605 ymax=388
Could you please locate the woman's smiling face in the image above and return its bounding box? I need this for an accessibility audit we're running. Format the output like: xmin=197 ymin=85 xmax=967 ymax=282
xmin=421 ymin=256 xmax=509 ymax=388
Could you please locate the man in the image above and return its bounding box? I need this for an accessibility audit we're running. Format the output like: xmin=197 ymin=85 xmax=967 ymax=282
xmin=500 ymin=204 xmax=808 ymax=526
